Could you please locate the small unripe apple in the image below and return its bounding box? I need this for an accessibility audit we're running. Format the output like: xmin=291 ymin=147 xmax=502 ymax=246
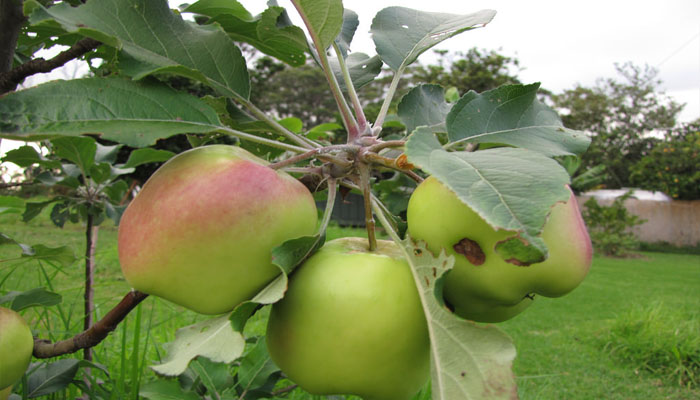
xmin=407 ymin=177 xmax=592 ymax=322
xmin=0 ymin=307 xmax=33 ymax=390
xmin=118 ymin=145 xmax=318 ymax=315
xmin=266 ymin=237 xmax=430 ymax=400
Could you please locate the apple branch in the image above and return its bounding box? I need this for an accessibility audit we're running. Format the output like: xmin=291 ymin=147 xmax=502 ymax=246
xmin=0 ymin=38 xmax=101 ymax=95
xmin=33 ymin=290 xmax=148 ymax=359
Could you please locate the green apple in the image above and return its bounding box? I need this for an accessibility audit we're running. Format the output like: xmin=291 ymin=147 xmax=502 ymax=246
xmin=118 ymin=145 xmax=318 ymax=315
xmin=266 ymin=237 xmax=430 ymax=400
xmin=0 ymin=386 xmax=11 ymax=400
xmin=0 ymin=307 xmax=33 ymax=390
xmin=407 ymin=176 xmax=592 ymax=322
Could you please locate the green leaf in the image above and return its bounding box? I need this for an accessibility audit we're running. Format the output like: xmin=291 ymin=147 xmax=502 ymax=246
xmin=329 ymin=53 xmax=383 ymax=92
xmin=22 ymin=244 xmax=77 ymax=267
xmin=89 ymin=163 xmax=113 ymax=184
xmin=151 ymin=314 xmax=245 ymax=377
xmin=0 ymin=78 xmax=223 ymax=147
xmin=27 ymin=359 xmax=81 ymax=398
xmin=23 ymin=199 xmax=59 ymax=222
xmin=236 ymin=338 xmax=279 ymax=395
xmin=94 ymin=142 xmax=122 ymax=164
xmin=230 ymin=234 xmax=324 ymax=332
xmin=103 ymin=180 xmax=129 ymax=204
xmin=188 ymin=357 xmax=234 ymax=395
xmin=291 ymin=0 xmax=344 ymax=50
xmin=0 ymin=232 xmax=33 ymax=256
xmin=29 ymin=0 xmax=250 ymax=98
xmin=49 ymin=201 xmax=70 ymax=228
xmin=371 ymin=7 xmax=496 ymax=71
xmin=305 ymin=122 xmax=342 ymax=141
xmin=104 ymin=201 xmax=127 ymax=226
xmin=398 ymin=84 xmax=451 ymax=134
xmin=139 ymin=380 xmax=201 ymax=400
xmin=1 ymin=146 xmax=57 ymax=168
xmin=0 ymin=196 xmax=25 ymax=215
xmin=399 ymin=238 xmax=517 ymax=399
xmin=0 ymin=288 xmax=62 ymax=311
xmin=185 ymin=0 xmax=253 ymax=20
xmin=335 ymin=9 xmax=359 ymax=57
xmin=121 ymin=148 xmax=175 ymax=169
xmin=189 ymin=2 xmax=308 ymax=67
xmin=405 ymin=128 xmax=572 ymax=262
xmin=51 ymin=136 xmax=96 ymax=174
xmin=446 ymin=83 xmax=591 ymax=157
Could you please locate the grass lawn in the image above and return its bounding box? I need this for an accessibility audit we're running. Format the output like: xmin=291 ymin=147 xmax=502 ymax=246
xmin=1 ymin=212 xmax=698 ymax=399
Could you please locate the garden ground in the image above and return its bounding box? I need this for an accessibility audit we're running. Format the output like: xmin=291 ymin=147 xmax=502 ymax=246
xmin=1 ymin=213 xmax=698 ymax=399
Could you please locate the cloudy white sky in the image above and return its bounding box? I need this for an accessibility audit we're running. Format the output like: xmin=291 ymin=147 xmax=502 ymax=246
xmin=2 ymin=0 xmax=699 ymax=159
xmin=248 ymin=0 xmax=700 ymax=123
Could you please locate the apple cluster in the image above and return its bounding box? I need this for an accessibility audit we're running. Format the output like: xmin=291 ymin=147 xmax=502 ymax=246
xmin=0 ymin=307 xmax=34 ymax=397
xmin=118 ymin=145 xmax=592 ymax=399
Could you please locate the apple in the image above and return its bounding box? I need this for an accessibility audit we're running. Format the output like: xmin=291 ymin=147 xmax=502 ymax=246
xmin=118 ymin=145 xmax=318 ymax=315
xmin=0 ymin=386 xmax=11 ymax=400
xmin=0 ymin=307 xmax=33 ymax=390
xmin=266 ymin=237 xmax=430 ymax=400
xmin=407 ymin=176 xmax=592 ymax=322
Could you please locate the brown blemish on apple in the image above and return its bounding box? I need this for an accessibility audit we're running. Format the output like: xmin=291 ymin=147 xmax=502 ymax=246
xmin=504 ymin=258 xmax=529 ymax=267
xmin=453 ymin=238 xmax=485 ymax=266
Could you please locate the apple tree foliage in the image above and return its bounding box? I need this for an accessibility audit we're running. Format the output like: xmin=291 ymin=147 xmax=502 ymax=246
xmin=0 ymin=0 xmax=592 ymax=399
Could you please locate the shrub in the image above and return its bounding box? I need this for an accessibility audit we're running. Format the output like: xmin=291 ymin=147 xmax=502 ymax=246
xmin=582 ymin=191 xmax=646 ymax=256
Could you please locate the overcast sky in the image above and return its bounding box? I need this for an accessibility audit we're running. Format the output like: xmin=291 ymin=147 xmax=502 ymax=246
xmin=241 ymin=0 xmax=700 ymax=123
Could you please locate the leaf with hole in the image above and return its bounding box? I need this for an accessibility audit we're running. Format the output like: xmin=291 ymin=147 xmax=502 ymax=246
xmin=371 ymin=7 xmax=496 ymax=71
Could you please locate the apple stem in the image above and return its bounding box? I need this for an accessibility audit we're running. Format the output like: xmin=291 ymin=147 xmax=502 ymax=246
xmin=289 ymin=0 xmax=360 ymax=141
xmin=373 ymin=65 xmax=406 ymax=136
xmin=218 ymin=126 xmax=309 ymax=153
xmin=332 ymin=42 xmax=369 ymax=137
xmin=318 ymin=178 xmax=338 ymax=236
xmin=232 ymin=93 xmax=320 ymax=149
xmin=358 ymin=162 xmax=377 ymax=251
xmin=33 ymin=291 xmax=149 ymax=358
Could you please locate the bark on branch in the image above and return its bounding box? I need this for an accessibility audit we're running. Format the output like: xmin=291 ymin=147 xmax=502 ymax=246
xmin=0 ymin=37 xmax=101 ymax=95
xmin=33 ymin=290 xmax=149 ymax=359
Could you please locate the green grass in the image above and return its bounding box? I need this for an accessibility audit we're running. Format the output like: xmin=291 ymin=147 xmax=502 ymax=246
xmin=2 ymin=212 xmax=699 ymax=399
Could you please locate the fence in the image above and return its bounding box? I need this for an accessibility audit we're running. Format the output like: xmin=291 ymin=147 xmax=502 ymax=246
xmin=576 ymin=195 xmax=700 ymax=247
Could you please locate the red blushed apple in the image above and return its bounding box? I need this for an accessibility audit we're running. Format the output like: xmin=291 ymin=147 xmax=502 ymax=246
xmin=118 ymin=145 xmax=318 ymax=315
xmin=407 ymin=176 xmax=592 ymax=322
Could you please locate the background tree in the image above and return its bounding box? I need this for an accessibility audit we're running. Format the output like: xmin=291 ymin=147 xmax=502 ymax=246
xmin=409 ymin=48 xmax=522 ymax=94
xmin=551 ymin=63 xmax=684 ymax=189
xmin=360 ymin=48 xmax=523 ymax=129
xmin=630 ymin=122 xmax=700 ymax=200
xmin=250 ymin=56 xmax=341 ymax=129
